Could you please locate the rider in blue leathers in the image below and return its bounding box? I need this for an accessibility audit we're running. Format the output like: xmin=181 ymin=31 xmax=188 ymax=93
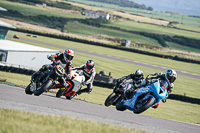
xmin=145 ymin=69 xmax=177 ymax=108
xmin=116 ymin=69 xmax=177 ymax=111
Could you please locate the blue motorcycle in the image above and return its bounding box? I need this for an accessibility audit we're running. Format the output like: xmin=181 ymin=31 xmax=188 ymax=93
xmin=115 ymin=79 xmax=167 ymax=114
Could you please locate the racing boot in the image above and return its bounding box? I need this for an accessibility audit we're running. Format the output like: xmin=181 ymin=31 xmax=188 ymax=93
xmin=152 ymin=103 xmax=159 ymax=109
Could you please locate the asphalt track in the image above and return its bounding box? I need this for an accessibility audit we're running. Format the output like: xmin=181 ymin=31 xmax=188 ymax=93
xmin=14 ymin=37 xmax=200 ymax=79
xmin=0 ymin=83 xmax=199 ymax=133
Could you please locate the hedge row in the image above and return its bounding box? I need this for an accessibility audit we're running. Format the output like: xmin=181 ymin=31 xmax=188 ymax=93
xmin=13 ymin=28 xmax=200 ymax=64
xmin=0 ymin=65 xmax=35 ymax=75
xmin=1 ymin=65 xmax=199 ymax=104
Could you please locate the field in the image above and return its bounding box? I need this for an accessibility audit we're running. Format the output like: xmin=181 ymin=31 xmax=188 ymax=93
xmin=103 ymin=20 xmax=200 ymax=40
xmin=0 ymin=0 xmax=87 ymax=19
xmin=7 ymin=31 xmax=200 ymax=76
xmin=68 ymin=0 xmax=200 ymax=27
xmin=65 ymin=22 xmax=161 ymax=46
xmin=1 ymin=0 xmax=200 ymax=57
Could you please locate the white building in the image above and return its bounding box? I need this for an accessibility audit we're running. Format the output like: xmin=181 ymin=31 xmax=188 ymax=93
xmin=0 ymin=40 xmax=60 ymax=70
xmin=0 ymin=20 xmax=59 ymax=70
xmin=82 ymin=10 xmax=110 ymax=20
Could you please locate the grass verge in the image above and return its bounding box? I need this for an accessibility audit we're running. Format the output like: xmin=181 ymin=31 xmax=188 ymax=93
xmin=0 ymin=109 xmax=146 ymax=133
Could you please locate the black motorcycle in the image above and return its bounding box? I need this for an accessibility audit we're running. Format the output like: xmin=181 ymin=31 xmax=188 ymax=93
xmin=104 ymin=80 xmax=131 ymax=107
xmin=25 ymin=61 xmax=66 ymax=96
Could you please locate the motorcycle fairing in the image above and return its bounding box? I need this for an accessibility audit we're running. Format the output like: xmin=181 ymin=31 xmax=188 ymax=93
xmin=123 ymin=79 xmax=167 ymax=111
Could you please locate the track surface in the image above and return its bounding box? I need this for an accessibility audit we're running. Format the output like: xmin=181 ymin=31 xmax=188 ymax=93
xmin=0 ymin=84 xmax=199 ymax=133
xmin=15 ymin=37 xmax=200 ymax=79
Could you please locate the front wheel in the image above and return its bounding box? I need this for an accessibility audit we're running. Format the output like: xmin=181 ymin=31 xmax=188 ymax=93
xmin=34 ymin=80 xmax=53 ymax=96
xmin=133 ymin=97 xmax=155 ymax=114
xmin=25 ymin=83 xmax=33 ymax=95
xmin=104 ymin=93 xmax=119 ymax=107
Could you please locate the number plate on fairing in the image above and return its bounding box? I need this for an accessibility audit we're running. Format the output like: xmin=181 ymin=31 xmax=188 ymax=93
xmin=56 ymin=65 xmax=65 ymax=74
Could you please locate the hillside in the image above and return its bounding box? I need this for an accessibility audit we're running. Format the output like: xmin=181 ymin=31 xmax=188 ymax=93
xmin=131 ymin=0 xmax=200 ymax=16
xmin=0 ymin=0 xmax=200 ymax=61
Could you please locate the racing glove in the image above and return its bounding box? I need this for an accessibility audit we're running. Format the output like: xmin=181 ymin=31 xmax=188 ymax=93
xmin=47 ymin=55 xmax=55 ymax=62
xmin=64 ymin=74 xmax=71 ymax=80
xmin=82 ymin=82 xmax=86 ymax=86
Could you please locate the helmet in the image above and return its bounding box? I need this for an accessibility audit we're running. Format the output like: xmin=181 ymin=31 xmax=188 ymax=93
xmin=135 ymin=69 xmax=143 ymax=80
xmin=86 ymin=60 xmax=95 ymax=71
xmin=63 ymin=49 xmax=74 ymax=61
xmin=165 ymin=69 xmax=177 ymax=83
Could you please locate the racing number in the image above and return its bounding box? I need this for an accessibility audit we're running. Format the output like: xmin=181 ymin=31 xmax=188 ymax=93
xmin=57 ymin=65 xmax=65 ymax=74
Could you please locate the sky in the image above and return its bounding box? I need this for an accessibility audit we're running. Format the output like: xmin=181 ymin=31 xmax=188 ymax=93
xmin=131 ymin=0 xmax=200 ymax=16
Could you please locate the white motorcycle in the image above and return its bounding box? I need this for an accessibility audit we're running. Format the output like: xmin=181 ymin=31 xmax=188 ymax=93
xmin=56 ymin=70 xmax=85 ymax=100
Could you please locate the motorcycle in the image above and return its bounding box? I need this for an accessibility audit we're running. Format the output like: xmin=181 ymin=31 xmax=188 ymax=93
xmin=25 ymin=61 xmax=66 ymax=96
xmin=116 ymin=79 xmax=167 ymax=114
xmin=56 ymin=70 xmax=85 ymax=100
xmin=104 ymin=80 xmax=133 ymax=107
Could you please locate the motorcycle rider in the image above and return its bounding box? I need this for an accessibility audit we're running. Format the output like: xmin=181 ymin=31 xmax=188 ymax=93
xmin=73 ymin=60 xmax=96 ymax=95
xmin=116 ymin=69 xmax=146 ymax=98
xmin=32 ymin=49 xmax=74 ymax=89
xmin=146 ymin=69 xmax=177 ymax=108
xmin=115 ymin=69 xmax=146 ymax=111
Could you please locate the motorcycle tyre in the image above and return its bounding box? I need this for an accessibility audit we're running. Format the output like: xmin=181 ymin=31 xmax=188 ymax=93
xmin=34 ymin=79 xmax=52 ymax=96
xmin=133 ymin=97 xmax=155 ymax=114
xmin=105 ymin=93 xmax=119 ymax=107
xmin=25 ymin=83 xmax=33 ymax=95
xmin=66 ymin=96 xmax=73 ymax=100
xmin=116 ymin=99 xmax=126 ymax=111
xmin=56 ymin=89 xmax=64 ymax=98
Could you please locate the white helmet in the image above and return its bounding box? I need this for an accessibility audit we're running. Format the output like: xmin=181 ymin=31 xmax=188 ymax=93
xmin=63 ymin=49 xmax=74 ymax=61
xmin=165 ymin=69 xmax=177 ymax=83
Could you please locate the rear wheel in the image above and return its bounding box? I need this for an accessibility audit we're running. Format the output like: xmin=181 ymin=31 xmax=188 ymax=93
xmin=105 ymin=93 xmax=119 ymax=107
xmin=34 ymin=80 xmax=53 ymax=96
xmin=133 ymin=97 xmax=155 ymax=114
xmin=66 ymin=96 xmax=73 ymax=100
xmin=25 ymin=83 xmax=33 ymax=95
xmin=56 ymin=89 xmax=65 ymax=98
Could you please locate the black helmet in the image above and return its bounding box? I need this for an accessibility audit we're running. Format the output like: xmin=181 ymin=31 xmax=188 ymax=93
xmin=135 ymin=69 xmax=143 ymax=80
xmin=165 ymin=69 xmax=177 ymax=83
xmin=63 ymin=49 xmax=74 ymax=61
xmin=86 ymin=60 xmax=95 ymax=71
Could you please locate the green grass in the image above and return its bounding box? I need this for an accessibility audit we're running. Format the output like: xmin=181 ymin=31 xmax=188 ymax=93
xmin=7 ymin=31 xmax=200 ymax=75
xmin=104 ymin=19 xmax=200 ymax=40
xmin=0 ymin=0 xmax=87 ymax=19
xmin=0 ymin=71 xmax=200 ymax=125
xmin=175 ymin=24 xmax=200 ymax=33
xmin=65 ymin=22 xmax=160 ymax=46
xmin=0 ymin=109 xmax=145 ymax=133
xmin=166 ymin=42 xmax=200 ymax=53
